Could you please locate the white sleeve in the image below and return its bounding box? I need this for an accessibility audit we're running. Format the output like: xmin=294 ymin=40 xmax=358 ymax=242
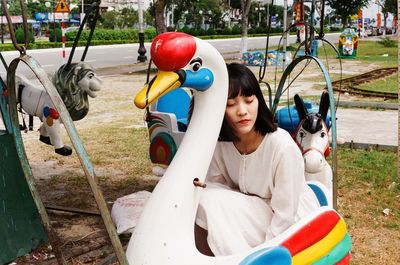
xmin=266 ymin=142 xmax=305 ymax=239
xmin=205 ymin=145 xmax=236 ymax=190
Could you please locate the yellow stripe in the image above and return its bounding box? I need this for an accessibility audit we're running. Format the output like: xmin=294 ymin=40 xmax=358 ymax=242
xmin=292 ymin=218 xmax=347 ymax=265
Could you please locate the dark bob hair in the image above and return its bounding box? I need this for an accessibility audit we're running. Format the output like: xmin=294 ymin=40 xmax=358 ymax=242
xmin=219 ymin=63 xmax=276 ymax=141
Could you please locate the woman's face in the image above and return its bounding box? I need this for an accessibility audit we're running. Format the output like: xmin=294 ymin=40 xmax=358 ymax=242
xmin=225 ymin=94 xmax=259 ymax=139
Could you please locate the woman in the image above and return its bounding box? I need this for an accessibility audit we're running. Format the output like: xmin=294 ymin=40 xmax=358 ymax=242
xmin=195 ymin=63 xmax=320 ymax=256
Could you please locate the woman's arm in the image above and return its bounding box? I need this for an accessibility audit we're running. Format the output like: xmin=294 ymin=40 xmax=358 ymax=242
xmin=266 ymin=142 xmax=305 ymax=239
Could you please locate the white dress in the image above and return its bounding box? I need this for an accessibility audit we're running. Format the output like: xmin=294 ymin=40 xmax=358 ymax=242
xmin=195 ymin=128 xmax=320 ymax=256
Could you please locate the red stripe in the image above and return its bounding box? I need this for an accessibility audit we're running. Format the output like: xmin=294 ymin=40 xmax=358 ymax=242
xmin=280 ymin=210 xmax=340 ymax=256
xmin=336 ymin=253 xmax=351 ymax=265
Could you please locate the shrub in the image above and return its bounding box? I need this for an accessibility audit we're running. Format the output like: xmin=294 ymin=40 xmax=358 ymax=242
xmin=144 ymin=28 xmax=157 ymax=41
xmin=15 ymin=27 xmax=34 ymax=44
xmin=248 ymin=28 xmax=256 ymax=34
xmin=197 ymin=28 xmax=206 ymax=36
xmin=181 ymin=26 xmax=190 ymax=34
xmin=206 ymin=27 xmax=216 ymax=35
xmin=377 ymin=37 xmax=396 ymax=47
xmin=49 ymin=28 xmax=62 ymax=42
xmin=231 ymin=24 xmax=241 ymax=34
xmin=221 ymin=27 xmax=232 ymax=35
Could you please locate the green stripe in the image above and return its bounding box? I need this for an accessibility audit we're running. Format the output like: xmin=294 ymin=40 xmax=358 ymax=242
xmin=311 ymin=233 xmax=352 ymax=265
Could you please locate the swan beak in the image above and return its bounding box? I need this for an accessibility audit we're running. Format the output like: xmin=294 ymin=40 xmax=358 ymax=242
xmin=134 ymin=71 xmax=182 ymax=109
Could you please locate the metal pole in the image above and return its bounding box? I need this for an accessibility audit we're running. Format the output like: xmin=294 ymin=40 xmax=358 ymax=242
xmin=1 ymin=12 xmax=3 ymax=44
xmin=228 ymin=0 xmax=231 ymax=28
xmin=81 ymin=0 xmax=84 ymax=25
xmin=282 ymin=0 xmax=287 ymax=70
xmin=53 ymin=0 xmax=56 ymax=42
xmin=137 ymin=0 xmax=147 ymax=62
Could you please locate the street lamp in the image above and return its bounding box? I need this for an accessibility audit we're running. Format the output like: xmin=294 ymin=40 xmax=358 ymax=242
xmin=255 ymin=0 xmax=265 ymax=27
xmin=137 ymin=0 xmax=147 ymax=62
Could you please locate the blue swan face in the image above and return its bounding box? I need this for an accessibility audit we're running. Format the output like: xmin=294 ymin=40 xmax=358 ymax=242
xmin=134 ymin=32 xmax=215 ymax=109
xmin=182 ymin=68 xmax=214 ymax=92
xmin=134 ymin=60 xmax=214 ymax=109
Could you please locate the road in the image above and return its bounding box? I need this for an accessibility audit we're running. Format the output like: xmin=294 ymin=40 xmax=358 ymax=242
xmin=0 ymin=33 xmax=340 ymax=77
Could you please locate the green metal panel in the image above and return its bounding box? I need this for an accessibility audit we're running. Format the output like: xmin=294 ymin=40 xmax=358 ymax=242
xmin=0 ymin=79 xmax=47 ymax=264
xmin=0 ymin=133 xmax=48 ymax=264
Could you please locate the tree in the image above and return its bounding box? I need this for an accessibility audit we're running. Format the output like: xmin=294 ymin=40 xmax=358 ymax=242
xmin=377 ymin=0 xmax=398 ymax=35
xmin=382 ymin=0 xmax=397 ymax=15
xmin=154 ymin=0 xmax=167 ymax=33
xmin=101 ymin=10 xmax=119 ymax=29
xmin=326 ymin=0 xmax=369 ymax=28
xmin=239 ymin=0 xmax=252 ymax=53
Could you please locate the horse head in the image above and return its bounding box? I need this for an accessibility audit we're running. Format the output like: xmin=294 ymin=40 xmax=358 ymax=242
xmin=294 ymin=92 xmax=330 ymax=174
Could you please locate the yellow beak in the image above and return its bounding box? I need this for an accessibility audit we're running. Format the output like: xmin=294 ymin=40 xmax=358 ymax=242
xmin=134 ymin=71 xmax=182 ymax=109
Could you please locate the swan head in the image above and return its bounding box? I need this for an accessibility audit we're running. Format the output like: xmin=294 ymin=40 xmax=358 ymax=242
xmin=134 ymin=32 xmax=215 ymax=109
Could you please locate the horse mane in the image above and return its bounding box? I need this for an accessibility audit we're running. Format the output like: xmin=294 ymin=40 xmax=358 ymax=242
xmin=53 ymin=62 xmax=94 ymax=121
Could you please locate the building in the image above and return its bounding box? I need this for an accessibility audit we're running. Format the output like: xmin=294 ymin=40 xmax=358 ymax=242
xmin=100 ymin=0 xmax=151 ymax=11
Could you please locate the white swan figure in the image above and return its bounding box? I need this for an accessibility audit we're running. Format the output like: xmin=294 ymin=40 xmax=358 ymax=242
xmin=127 ymin=32 xmax=351 ymax=265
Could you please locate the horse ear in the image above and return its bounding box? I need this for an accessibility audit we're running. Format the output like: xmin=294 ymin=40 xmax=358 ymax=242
xmin=294 ymin=94 xmax=308 ymax=121
xmin=318 ymin=91 xmax=330 ymax=121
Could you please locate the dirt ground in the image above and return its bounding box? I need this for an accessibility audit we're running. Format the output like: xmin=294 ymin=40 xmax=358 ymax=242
xmin=12 ymin=58 xmax=392 ymax=264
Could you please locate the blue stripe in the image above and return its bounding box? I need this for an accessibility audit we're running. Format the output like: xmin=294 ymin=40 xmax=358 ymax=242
xmin=239 ymin=246 xmax=292 ymax=265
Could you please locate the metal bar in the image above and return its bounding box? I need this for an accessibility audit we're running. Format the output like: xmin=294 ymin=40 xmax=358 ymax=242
xmin=272 ymin=55 xmax=338 ymax=209
xmin=7 ymin=55 xmax=128 ymax=265
xmin=7 ymin=57 xmax=67 ymax=265
xmin=81 ymin=3 xmax=100 ymax=62
xmin=45 ymin=204 xmax=101 ymax=216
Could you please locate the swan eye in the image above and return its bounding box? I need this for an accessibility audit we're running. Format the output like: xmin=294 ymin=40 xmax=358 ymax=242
xmin=192 ymin=62 xmax=201 ymax=72
xmin=189 ymin=58 xmax=202 ymax=72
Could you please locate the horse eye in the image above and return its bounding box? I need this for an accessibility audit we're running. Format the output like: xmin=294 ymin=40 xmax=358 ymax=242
xmin=299 ymin=131 xmax=305 ymax=138
xmin=321 ymin=132 xmax=326 ymax=137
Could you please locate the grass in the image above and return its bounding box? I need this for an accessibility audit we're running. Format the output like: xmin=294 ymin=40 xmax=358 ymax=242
xmin=317 ymin=39 xmax=397 ymax=68
xmin=357 ymin=74 xmax=398 ymax=94
xmin=337 ymin=147 xmax=400 ymax=264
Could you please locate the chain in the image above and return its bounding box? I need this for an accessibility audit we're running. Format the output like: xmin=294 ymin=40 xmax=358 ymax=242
xmin=1 ymin=0 xmax=29 ymax=54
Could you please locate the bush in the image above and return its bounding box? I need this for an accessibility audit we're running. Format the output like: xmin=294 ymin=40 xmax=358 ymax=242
xmin=15 ymin=27 xmax=34 ymax=44
xmin=377 ymin=37 xmax=396 ymax=47
xmin=65 ymin=29 xmax=139 ymax=42
xmin=221 ymin=27 xmax=231 ymax=35
xmin=206 ymin=27 xmax=216 ymax=35
xmin=49 ymin=27 xmax=62 ymax=42
xmin=144 ymin=28 xmax=157 ymax=41
xmin=255 ymin=27 xmax=265 ymax=34
xmin=197 ymin=28 xmax=206 ymax=36
xmin=231 ymin=24 xmax=241 ymax=34
xmin=248 ymin=28 xmax=256 ymax=34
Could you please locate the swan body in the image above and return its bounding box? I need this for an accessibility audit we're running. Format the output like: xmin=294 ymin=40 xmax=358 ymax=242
xmin=127 ymin=32 xmax=351 ymax=265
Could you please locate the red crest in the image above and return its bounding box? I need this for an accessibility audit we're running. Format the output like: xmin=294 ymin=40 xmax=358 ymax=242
xmin=151 ymin=32 xmax=196 ymax=71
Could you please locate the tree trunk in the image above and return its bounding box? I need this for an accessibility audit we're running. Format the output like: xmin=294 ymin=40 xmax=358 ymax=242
xmin=383 ymin=12 xmax=388 ymax=36
xmin=155 ymin=0 xmax=167 ymax=34
xmin=240 ymin=0 xmax=252 ymax=54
